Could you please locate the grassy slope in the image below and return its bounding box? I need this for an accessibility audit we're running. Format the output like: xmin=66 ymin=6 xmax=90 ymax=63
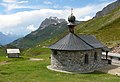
xmin=0 ymin=48 xmax=7 ymax=62
xmin=75 ymin=6 xmax=120 ymax=47
xmin=0 ymin=51 xmax=120 ymax=82
xmin=0 ymin=47 xmax=6 ymax=56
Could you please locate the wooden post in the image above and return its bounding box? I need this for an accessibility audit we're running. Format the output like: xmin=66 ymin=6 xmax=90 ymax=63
xmin=106 ymin=51 xmax=108 ymax=60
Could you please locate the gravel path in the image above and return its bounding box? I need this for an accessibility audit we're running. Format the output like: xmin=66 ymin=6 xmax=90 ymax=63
xmin=97 ymin=60 xmax=120 ymax=76
xmin=97 ymin=65 xmax=120 ymax=75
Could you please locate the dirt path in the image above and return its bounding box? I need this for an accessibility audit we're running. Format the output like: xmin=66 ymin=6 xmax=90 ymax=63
xmin=29 ymin=58 xmax=44 ymax=61
xmin=0 ymin=61 xmax=10 ymax=65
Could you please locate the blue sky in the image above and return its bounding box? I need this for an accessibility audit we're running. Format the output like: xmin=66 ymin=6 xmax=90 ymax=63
xmin=0 ymin=0 xmax=116 ymax=36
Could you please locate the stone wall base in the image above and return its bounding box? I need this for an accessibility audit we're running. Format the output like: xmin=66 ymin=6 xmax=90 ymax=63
xmin=47 ymin=59 xmax=109 ymax=73
xmin=47 ymin=65 xmax=95 ymax=73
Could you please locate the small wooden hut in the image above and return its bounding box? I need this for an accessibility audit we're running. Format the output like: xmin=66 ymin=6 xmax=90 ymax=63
xmin=7 ymin=49 xmax=20 ymax=58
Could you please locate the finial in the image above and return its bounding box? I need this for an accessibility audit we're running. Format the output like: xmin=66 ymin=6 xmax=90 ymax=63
xmin=68 ymin=8 xmax=76 ymax=23
xmin=71 ymin=8 xmax=73 ymax=15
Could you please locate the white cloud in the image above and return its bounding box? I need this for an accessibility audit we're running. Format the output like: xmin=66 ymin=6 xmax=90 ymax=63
xmin=3 ymin=0 xmax=28 ymax=3
xmin=27 ymin=24 xmax=37 ymax=32
xmin=43 ymin=1 xmax=53 ymax=5
xmin=5 ymin=31 xmax=14 ymax=35
xmin=6 ymin=4 xmax=32 ymax=11
xmin=0 ymin=14 xmax=21 ymax=27
xmin=79 ymin=16 xmax=92 ymax=21
xmin=0 ymin=2 xmax=113 ymax=35
xmin=3 ymin=0 xmax=16 ymax=3
xmin=1 ymin=0 xmax=29 ymax=11
xmin=18 ymin=1 xmax=29 ymax=4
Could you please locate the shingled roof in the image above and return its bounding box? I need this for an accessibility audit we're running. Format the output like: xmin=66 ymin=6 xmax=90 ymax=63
xmin=49 ymin=33 xmax=93 ymax=50
xmin=49 ymin=33 xmax=109 ymax=51
xmin=79 ymin=35 xmax=110 ymax=51
xmin=79 ymin=35 xmax=105 ymax=48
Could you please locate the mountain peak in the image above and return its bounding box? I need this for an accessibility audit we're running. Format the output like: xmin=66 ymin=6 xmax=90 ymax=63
xmin=39 ymin=17 xmax=66 ymax=30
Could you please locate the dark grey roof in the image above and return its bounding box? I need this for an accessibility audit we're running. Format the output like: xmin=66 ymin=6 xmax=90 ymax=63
xmin=79 ymin=35 xmax=110 ymax=51
xmin=49 ymin=33 xmax=93 ymax=50
xmin=49 ymin=33 xmax=110 ymax=51
xmin=79 ymin=35 xmax=105 ymax=48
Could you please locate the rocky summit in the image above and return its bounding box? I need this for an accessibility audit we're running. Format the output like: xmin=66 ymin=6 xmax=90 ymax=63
xmin=95 ymin=0 xmax=120 ymax=18
xmin=40 ymin=17 xmax=66 ymax=30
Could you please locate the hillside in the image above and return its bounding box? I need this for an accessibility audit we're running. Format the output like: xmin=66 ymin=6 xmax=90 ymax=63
xmin=75 ymin=5 xmax=120 ymax=47
xmin=0 ymin=46 xmax=7 ymax=56
xmin=10 ymin=17 xmax=68 ymax=49
xmin=95 ymin=0 xmax=120 ymax=18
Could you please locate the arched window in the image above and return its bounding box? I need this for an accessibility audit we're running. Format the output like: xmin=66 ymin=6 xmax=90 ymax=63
xmin=94 ymin=52 xmax=97 ymax=60
xmin=84 ymin=54 xmax=89 ymax=64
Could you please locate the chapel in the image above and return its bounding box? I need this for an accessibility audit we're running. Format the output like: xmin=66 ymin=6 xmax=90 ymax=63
xmin=48 ymin=9 xmax=110 ymax=73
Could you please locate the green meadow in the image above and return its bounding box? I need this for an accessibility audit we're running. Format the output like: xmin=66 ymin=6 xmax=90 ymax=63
xmin=0 ymin=48 xmax=120 ymax=82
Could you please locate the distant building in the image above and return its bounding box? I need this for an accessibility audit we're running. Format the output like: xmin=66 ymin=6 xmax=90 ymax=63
xmin=7 ymin=49 xmax=20 ymax=58
xmin=47 ymin=9 xmax=110 ymax=73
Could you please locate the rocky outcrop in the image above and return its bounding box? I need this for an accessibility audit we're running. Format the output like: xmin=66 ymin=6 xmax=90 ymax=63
xmin=95 ymin=0 xmax=120 ymax=18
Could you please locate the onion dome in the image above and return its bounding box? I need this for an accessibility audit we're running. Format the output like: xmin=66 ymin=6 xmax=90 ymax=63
xmin=68 ymin=15 xmax=76 ymax=23
xmin=68 ymin=8 xmax=76 ymax=23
